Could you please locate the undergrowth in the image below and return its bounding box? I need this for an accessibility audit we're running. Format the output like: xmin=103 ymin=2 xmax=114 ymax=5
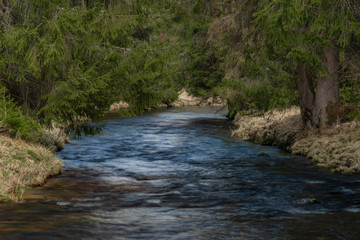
xmin=0 ymin=84 xmax=43 ymax=143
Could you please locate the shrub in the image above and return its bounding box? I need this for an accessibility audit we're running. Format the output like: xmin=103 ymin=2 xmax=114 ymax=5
xmin=0 ymin=84 xmax=43 ymax=142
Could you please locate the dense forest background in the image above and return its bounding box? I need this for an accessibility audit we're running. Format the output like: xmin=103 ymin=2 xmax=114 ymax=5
xmin=0 ymin=0 xmax=360 ymax=143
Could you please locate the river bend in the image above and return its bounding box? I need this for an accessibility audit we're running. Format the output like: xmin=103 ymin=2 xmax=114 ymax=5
xmin=0 ymin=107 xmax=360 ymax=239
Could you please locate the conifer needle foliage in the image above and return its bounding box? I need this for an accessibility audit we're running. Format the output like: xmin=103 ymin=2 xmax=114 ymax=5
xmin=1 ymin=0 xmax=360 ymax=137
xmin=0 ymin=0 xmax=183 ymax=132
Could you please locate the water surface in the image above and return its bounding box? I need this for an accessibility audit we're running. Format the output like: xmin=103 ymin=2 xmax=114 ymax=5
xmin=0 ymin=107 xmax=359 ymax=239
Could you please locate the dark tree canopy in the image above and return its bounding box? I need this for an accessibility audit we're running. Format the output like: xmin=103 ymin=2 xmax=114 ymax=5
xmin=1 ymin=0 xmax=360 ymax=142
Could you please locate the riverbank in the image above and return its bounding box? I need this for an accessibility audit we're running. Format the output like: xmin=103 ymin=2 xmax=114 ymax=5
xmin=232 ymin=107 xmax=360 ymax=173
xmin=0 ymin=134 xmax=63 ymax=202
xmin=109 ymin=89 xmax=225 ymax=113
xmin=171 ymin=88 xmax=225 ymax=107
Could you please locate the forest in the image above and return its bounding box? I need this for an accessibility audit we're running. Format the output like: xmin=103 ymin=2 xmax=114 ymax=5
xmin=0 ymin=0 xmax=360 ymax=141
xmin=2 ymin=2 xmax=360 ymax=238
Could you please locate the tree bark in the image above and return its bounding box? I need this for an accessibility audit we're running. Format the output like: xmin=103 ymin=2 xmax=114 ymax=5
xmin=312 ymin=42 xmax=340 ymax=127
xmin=297 ymin=63 xmax=315 ymax=128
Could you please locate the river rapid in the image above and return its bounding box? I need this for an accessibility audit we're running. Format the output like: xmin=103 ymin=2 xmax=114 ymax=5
xmin=0 ymin=107 xmax=360 ymax=239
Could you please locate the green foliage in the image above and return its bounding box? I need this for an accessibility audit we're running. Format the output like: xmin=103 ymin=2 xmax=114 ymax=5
xmin=117 ymin=42 xmax=179 ymax=112
xmin=27 ymin=150 xmax=40 ymax=161
xmin=0 ymin=84 xmax=43 ymax=142
xmin=221 ymin=78 xmax=280 ymax=118
xmin=187 ymin=47 xmax=225 ymax=97
xmin=0 ymin=0 xmax=183 ymax=129
xmin=339 ymin=47 xmax=360 ymax=105
xmin=254 ymin=0 xmax=359 ymax=83
xmin=326 ymin=102 xmax=360 ymax=124
xmin=211 ymin=0 xmax=360 ymax=117
xmin=182 ymin=1 xmax=227 ymax=98
xmin=1 ymin=0 xmax=359 ymax=133
xmin=340 ymin=84 xmax=360 ymax=105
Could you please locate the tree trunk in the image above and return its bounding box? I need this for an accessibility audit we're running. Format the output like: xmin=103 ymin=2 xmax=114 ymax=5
xmin=297 ymin=63 xmax=315 ymax=128
xmin=312 ymin=42 xmax=340 ymax=127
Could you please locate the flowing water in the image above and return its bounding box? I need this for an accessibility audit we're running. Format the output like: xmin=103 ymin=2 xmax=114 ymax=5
xmin=0 ymin=107 xmax=360 ymax=240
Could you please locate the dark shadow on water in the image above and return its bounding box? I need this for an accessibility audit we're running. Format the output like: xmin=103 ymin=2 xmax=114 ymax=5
xmin=1 ymin=107 xmax=360 ymax=240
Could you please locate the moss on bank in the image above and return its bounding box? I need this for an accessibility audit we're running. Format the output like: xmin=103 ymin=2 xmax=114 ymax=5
xmin=232 ymin=107 xmax=360 ymax=173
xmin=0 ymin=135 xmax=63 ymax=202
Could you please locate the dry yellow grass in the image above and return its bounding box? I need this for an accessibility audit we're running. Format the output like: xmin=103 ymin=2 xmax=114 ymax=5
xmin=232 ymin=107 xmax=360 ymax=173
xmin=291 ymin=121 xmax=360 ymax=173
xmin=232 ymin=107 xmax=302 ymax=149
xmin=0 ymin=135 xmax=63 ymax=202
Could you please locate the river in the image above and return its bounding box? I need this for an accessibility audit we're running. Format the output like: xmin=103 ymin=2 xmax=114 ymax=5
xmin=0 ymin=107 xmax=360 ymax=239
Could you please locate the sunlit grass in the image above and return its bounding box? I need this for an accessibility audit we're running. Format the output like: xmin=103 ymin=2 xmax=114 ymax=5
xmin=0 ymin=135 xmax=63 ymax=202
xmin=232 ymin=107 xmax=360 ymax=173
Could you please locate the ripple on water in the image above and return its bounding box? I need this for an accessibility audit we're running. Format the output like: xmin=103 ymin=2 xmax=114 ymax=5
xmin=1 ymin=107 xmax=360 ymax=240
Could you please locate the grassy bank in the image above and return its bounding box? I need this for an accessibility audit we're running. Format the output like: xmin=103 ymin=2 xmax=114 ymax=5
xmin=232 ymin=107 xmax=360 ymax=173
xmin=0 ymin=135 xmax=63 ymax=202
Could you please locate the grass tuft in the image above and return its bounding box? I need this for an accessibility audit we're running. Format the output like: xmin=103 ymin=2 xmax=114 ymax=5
xmin=232 ymin=107 xmax=360 ymax=173
xmin=0 ymin=135 xmax=63 ymax=202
